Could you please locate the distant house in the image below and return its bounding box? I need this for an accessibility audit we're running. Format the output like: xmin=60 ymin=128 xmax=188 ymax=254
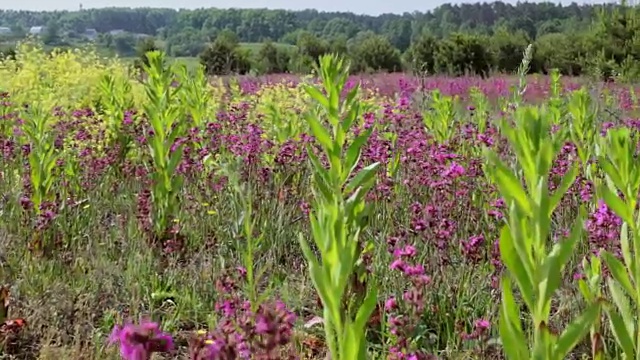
xmin=29 ymin=26 xmax=45 ymax=35
xmin=0 ymin=27 xmax=11 ymax=35
xmin=109 ymin=29 xmax=125 ymax=36
xmin=133 ymin=33 xmax=151 ymax=40
xmin=83 ymin=28 xmax=98 ymax=40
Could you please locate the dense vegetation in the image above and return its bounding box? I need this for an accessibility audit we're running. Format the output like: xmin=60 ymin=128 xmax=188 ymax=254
xmin=1 ymin=2 xmax=640 ymax=79
xmin=3 ymin=39 xmax=640 ymax=359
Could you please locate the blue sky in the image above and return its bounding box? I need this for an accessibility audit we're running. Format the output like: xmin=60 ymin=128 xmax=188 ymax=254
xmin=0 ymin=0 xmax=606 ymax=16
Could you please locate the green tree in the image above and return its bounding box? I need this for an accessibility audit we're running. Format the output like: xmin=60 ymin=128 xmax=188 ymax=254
xmin=435 ymin=32 xmax=493 ymax=77
xmin=134 ymin=37 xmax=160 ymax=71
xmin=491 ymin=26 xmax=530 ymax=73
xmin=0 ymin=46 xmax=16 ymax=61
xmin=296 ymin=31 xmax=329 ymax=65
xmin=42 ymin=19 xmax=61 ymax=45
xmin=328 ymin=35 xmax=348 ymax=55
xmin=199 ymin=32 xmax=250 ymax=75
xmin=257 ymin=40 xmax=290 ymax=74
xmin=351 ymin=34 xmax=402 ymax=73
xmin=382 ymin=18 xmax=412 ymax=52
xmin=532 ymin=32 xmax=585 ymax=75
xmin=113 ymin=34 xmax=137 ymax=56
xmin=405 ymin=34 xmax=439 ymax=74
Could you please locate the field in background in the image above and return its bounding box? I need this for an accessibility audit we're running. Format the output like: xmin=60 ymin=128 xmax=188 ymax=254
xmin=115 ymin=42 xmax=296 ymax=70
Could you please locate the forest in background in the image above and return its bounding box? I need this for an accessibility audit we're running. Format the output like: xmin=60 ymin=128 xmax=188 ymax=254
xmin=0 ymin=2 xmax=638 ymax=79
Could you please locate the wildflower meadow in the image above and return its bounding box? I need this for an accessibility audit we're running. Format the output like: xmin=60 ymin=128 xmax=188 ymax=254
xmin=1 ymin=40 xmax=640 ymax=359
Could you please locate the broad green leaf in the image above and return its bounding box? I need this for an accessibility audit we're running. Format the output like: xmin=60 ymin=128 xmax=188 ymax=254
xmin=300 ymin=231 xmax=341 ymax=329
xmin=499 ymin=225 xmax=535 ymax=309
xmin=499 ymin=277 xmax=530 ymax=360
xmin=341 ymin=85 xmax=361 ymax=130
xmin=353 ymin=284 xmax=377 ymax=333
xmin=608 ymin=279 xmax=635 ymax=338
xmin=307 ymin=149 xmax=334 ymax=202
xmin=606 ymin=306 xmax=636 ymax=358
xmin=485 ymin=151 xmax=532 ymax=217
xmin=345 ymin=163 xmax=380 ymax=194
xmin=619 ymin=222 xmax=635 ymax=279
xmin=553 ymin=300 xmax=601 ymax=359
xmin=602 ymin=251 xmax=636 ymax=302
xmin=599 ymin=158 xmax=625 ymax=194
xmin=306 ymin=113 xmax=334 ymax=154
xmin=344 ymin=127 xmax=374 ymax=180
xmin=538 ymin=215 xmax=582 ymax=317
xmin=539 ymin=207 xmax=584 ymax=305
xmin=532 ymin=321 xmax=556 ymax=360
xmin=167 ymin=146 xmax=184 ymax=175
xmin=341 ymin=322 xmax=365 ymax=360
xmin=549 ymin=163 xmax=578 ymax=214
xmin=309 ymin=211 xmax=330 ymax=255
xmin=600 ymin=185 xmax=634 ymax=226
xmin=577 ymin=279 xmax=592 ymax=301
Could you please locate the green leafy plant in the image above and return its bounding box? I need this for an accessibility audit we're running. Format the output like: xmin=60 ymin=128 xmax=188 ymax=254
xmin=175 ymin=63 xmax=210 ymax=129
xmin=577 ymin=255 xmax=604 ymax=360
xmin=546 ymin=68 xmax=564 ymax=126
xmin=20 ymin=100 xmax=58 ymax=215
xmin=567 ymin=87 xmax=598 ymax=177
xmin=99 ymin=72 xmax=135 ymax=165
xmin=299 ymin=53 xmax=380 ymax=360
xmin=0 ymin=92 xmax=14 ymax=137
xmin=470 ymin=86 xmax=490 ymax=134
xmin=219 ymin=156 xmax=271 ymax=312
xmin=423 ymin=89 xmax=456 ymax=143
xmin=510 ymin=43 xmax=533 ymax=107
xmin=381 ymin=130 xmax=401 ymax=180
xmin=484 ymin=105 xmax=601 ymax=360
xmin=263 ymin=101 xmax=304 ymax=144
xmin=595 ymin=127 xmax=640 ymax=359
xmin=142 ymin=51 xmax=187 ymax=239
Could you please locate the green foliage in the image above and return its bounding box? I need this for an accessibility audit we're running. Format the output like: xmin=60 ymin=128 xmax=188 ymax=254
xmin=199 ymin=33 xmax=251 ymax=75
xmin=256 ymin=40 xmax=291 ymax=74
xmin=567 ymin=87 xmax=598 ymax=173
xmin=406 ymin=34 xmax=438 ymax=75
xmin=350 ymin=34 xmax=402 ymax=73
xmin=10 ymin=21 xmax=640 ymax=360
xmin=98 ymin=72 xmax=135 ymax=163
xmin=142 ymin=50 xmax=187 ymax=238
xmin=490 ymin=26 xmax=530 ymax=74
xmin=296 ymin=32 xmax=330 ymax=67
xmin=20 ymin=100 xmax=59 ymax=216
xmin=3 ymin=2 xmax=640 ymax=77
xmin=300 ymin=53 xmax=379 ymax=360
xmin=595 ymin=127 xmax=640 ymax=359
xmin=42 ymin=19 xmax=62 ymax=46
xmin=435 ymin=33 xmax=493 ymax=77
xmin=165 ymin=26 xmax=206 ymax=57
xmin=531 ymin=33 xmax=585 ymax=76
xmin=0 ymin=46 xmax=16 ymax=61
xmin=485 ymin=106 xmax=601 ymax=360
xmin=133 ymin=37 xmax=159 ymax=71
xmin=423 ymin=90 xmax=457 ymax=143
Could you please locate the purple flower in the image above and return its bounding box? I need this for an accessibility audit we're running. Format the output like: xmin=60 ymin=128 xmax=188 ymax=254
xmin=108 ymin=320 xmax=174 ymax=360
xmin=475 ymin=319 xmax=490 ymax=330
xmin=442 ymin=162 xmax=465 ymax=178
xmin=385 ymin=297 xmax=398 ymax=312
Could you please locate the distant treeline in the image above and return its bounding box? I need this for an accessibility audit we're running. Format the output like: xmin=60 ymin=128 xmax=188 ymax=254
xmin=0 ymin=2 xmax=638 ymax=79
